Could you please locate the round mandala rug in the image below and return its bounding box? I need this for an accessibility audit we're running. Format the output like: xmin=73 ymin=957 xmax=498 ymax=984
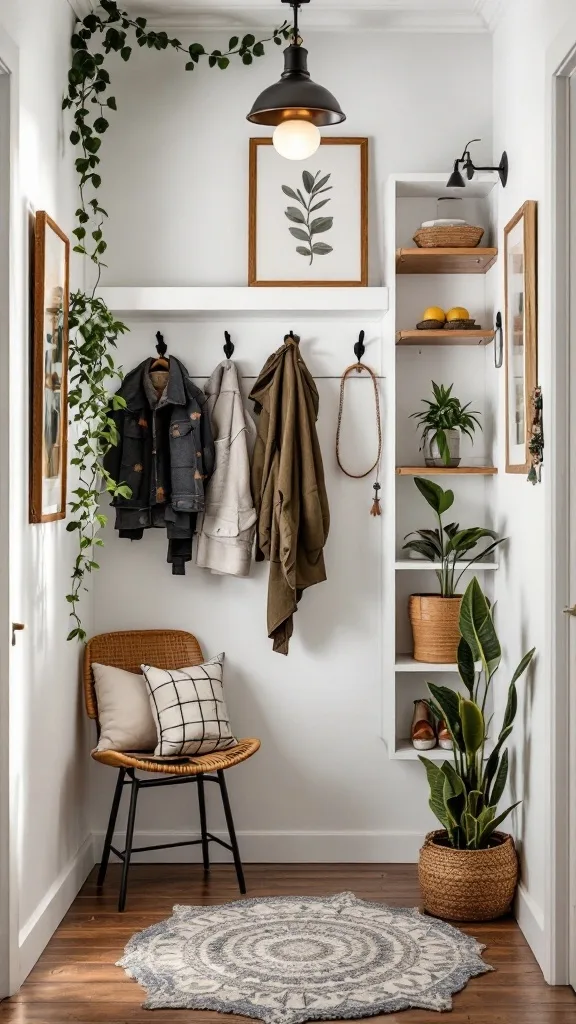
xmin=117 ymin=891 xmax=492 ymax=1022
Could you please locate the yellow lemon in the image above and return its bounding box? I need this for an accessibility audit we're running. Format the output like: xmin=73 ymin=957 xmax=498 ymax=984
xmin=423 ymin=306 xmax=446 ymax=323
xmin=446 ymin=306 xmax=470 ymax=321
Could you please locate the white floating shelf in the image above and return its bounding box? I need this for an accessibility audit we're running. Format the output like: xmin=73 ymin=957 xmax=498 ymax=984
xmin=395 ymin=560 xmax=499 ymax=571
xmin=392 ymin=740 xmax=494 ymax=762
xmin=395 ymin=655 xmax=471 ymax=673
xmin=97 ymin=286 xmax=389 ymax=320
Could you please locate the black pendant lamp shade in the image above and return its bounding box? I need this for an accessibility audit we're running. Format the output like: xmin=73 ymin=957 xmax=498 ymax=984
xmin=446 ymin=159 xmax=466 ymax=189
xmin=247 ymin=42 xmax=346 ymax=127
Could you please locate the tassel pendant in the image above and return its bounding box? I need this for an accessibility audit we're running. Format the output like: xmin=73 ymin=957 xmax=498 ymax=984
xmin=370 ymin=482 xmax=382 ymax=517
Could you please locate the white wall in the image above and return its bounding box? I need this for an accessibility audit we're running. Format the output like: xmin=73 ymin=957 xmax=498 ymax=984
xmin=91 ymin=29 xmax=493 ymax=862
xmin=0 ymin=0 xmax=94 ymax=989
xmin=491 ymin=0 xmax=576 ymax=979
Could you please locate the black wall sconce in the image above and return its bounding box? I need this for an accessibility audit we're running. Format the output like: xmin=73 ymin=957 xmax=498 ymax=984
xmin=447 ymin=139 xmax=508 ymax=189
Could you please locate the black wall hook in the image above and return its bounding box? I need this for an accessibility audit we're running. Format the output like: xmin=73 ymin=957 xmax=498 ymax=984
xmin=354 ymin=330 xmax=366 ymax=364
xmin=155 ymin=331 xmax=168 ymax=358
xmin=223 ymin=331 xmax=234 ymax=359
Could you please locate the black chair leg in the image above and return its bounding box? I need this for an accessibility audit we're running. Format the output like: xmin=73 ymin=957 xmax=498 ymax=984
xmin=118 ymin=772 xmax=139 ymax=913
xmin=197 ymin=774 xmax=210 ymax=873
xmin=217 ymin=769 xmax=246 ymax=895
xmin=97 ymin=768 xmax=125 ymax=888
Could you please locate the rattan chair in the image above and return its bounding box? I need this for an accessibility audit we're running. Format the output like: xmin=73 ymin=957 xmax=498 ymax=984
xmin=84 ymin=629 xmax=260 ymax=912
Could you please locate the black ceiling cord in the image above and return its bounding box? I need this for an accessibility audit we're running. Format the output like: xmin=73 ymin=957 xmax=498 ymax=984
xmin=223 ymin=331 xmax=235 ymax=359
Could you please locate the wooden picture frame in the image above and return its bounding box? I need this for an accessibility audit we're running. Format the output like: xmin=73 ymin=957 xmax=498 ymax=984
xmin=249 ymin=137 xmax=368 ymax=287
xmin=504 ymin=200 xmax=537 ymax=474
xmin=30 ymin=211 xmax=70 ymax=523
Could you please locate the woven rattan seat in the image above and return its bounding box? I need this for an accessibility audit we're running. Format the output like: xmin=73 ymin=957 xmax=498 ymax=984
xmin=84 ymin=629 xmax=260 ymax=910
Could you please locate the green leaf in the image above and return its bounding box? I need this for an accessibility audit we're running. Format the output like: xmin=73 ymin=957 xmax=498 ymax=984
xmin=464 ymin=812 xmax=479 ymax=848
xmin=218 ymin=57 xmax=230 ymax=69
xmin=302 ymin=170 xmax=315 ymax=193
xmin=312 ymin=172 xmax=331 ymax=192
xmin=242 ymin=52 xmax=253 ymax=65
xmin=310 ymin=216 xmax=333 ymax=234
xmin=70 ymin=131 xmax=80 ymax=145
xmin=253 ymin=42 xmax=265 ymax=57
xmin=120 ymin=47 xmax=132 ymax=61
xmin=441 ymin=762 xmax=466 ymax=826
xmin=427 ymin=683 xmax=464 ymax=750
xmin=242 ymin=33 xmax=256 ymax=47
xmin=282 ymin=185 xmax=301 ymax=202
xmin=67 ymin=629 xmax=80 ymax=641
xmin=312 ymin=243 xmax=333 ymax=255
xmin=310 ymin=198 xmax=331 ymax=213
xmin=459 ymin=577 xmax=501 ymax=678
xmin=229 ymin=36 xmax=239 ymax=49
xmin=460 ymin=699 xmax=484 ymax=756
xmin=285 ymin=206 xmax=306 ymax=224
xmin=107 ymin=96 xmax=117 ymax=110
xmin=419 ymin=756 xmax=449 ymax=829
xmin=94 ymin=117 xmax=109 ymax=133
xmin=490 ymin=749 xmax=509 ymax=806
xmin=457 ymin=636 xmax=476 ymax=696
xmin=185 ymin=62 xmax=195 ymax=70
xmin=413 ymin=476 xmax=454 ymax=515
xmin=189 ymin=42 xmax=205 ymax=55
xmin=289 ymin=227 xmax=310 ymax=242
xmin=478 ymin=802 xmax=519 ymax=845
xmin=296 ymin=246 xmax=312 ymax=257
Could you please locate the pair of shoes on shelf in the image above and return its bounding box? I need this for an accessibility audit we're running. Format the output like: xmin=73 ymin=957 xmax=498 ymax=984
xmin=411 ymin=700 xmax=453 ymax=751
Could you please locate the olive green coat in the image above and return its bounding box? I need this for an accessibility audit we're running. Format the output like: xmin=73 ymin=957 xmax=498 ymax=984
xmin=250 ymin=337 xmax=330 ymax=655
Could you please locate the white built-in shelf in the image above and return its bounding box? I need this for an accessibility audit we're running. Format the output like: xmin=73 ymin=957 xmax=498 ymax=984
xmin=392 ymin=740 xmax=494 ymax=762
xmin=396 ymin=465 xmax=498 ymax=476
xmin=395 ymin=655 xmax=464 ymax=673
xmin=97 ymin=286 xmax=389 ymax=320
xmin=396 ymin=330 xmax=494 ymax=346
xmin=395 ymin=559 xmax=499 ymax=571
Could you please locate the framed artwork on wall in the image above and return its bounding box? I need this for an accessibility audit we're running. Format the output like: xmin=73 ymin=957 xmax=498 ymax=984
xmin=248 ymin=137 xmax=368 ymax=287
xmin=30 ymin=211 xmax=70 ymax=523
xmin=504 ymin=200 xmax=537 ymax=474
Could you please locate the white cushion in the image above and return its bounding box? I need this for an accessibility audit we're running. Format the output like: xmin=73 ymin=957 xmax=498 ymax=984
xmin=141 ymin=654 xmax=237 ymax=757
xmin=92 ymin=663 xmax=158 ymax=753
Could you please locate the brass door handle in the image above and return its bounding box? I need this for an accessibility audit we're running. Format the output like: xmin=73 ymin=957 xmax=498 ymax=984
xmin=563 ymin=605 xmax=576 ymax=616
xmin=11 ymin=622 xmax=24 ymax=646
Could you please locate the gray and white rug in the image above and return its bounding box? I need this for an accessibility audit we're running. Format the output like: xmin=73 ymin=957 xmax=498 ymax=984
xmin=117 ymin=891 xmax=492 ymax=1021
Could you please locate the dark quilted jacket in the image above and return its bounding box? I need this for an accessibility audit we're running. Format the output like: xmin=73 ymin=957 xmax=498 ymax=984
xmin=103 ymin=356 xmax=215 ymax=574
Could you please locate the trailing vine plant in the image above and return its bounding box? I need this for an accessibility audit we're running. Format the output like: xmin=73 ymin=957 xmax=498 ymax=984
xmin=63 ymin=0 xmax=291 ymax=640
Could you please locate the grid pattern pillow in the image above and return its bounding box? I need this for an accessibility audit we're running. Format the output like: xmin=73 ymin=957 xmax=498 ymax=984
xmin=141 ymin=654 xmax=237 ymax=757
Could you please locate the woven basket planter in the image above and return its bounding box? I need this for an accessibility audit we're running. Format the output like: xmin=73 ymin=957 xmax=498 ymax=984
xmin=419 ymin=830 xmax=519 ymax=921
xmin=413 ymin=225 xmax=484 ymax=248
xmin=408 ymin=595 xmax=461 ymax=663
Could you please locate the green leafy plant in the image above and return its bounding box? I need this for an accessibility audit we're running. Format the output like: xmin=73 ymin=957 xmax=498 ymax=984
xmin=63 ymin=1 xmax=291 ymax=638
xmin=403 ymin=477 xmax=504 ymax=597
xmin=410 ymin=381 xmax=482 ymax=466
xmin=420 ymin=577 xmax=535 ymax=850
xmin=283 ymin=170 xmax=333 ymax=264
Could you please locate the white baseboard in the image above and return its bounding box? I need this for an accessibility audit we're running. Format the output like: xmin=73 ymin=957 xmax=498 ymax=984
xmin=515 ymin=882 xmax=546 ymax=972
xmin=17 ymin=834 xmax=95 ymax=989
xmin=93 ymin=829 xmax=427 ymax=864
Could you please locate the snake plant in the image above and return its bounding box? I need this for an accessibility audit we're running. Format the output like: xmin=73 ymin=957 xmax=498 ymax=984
xmin=403 ymin=477 xmax=505 ymax=597
xmin=420 ymin=577 xmax=535 ymax=850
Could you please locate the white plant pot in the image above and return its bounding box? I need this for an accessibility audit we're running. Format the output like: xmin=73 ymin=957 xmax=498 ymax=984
xmin=424 ymin=429 xmax=461 ymax=468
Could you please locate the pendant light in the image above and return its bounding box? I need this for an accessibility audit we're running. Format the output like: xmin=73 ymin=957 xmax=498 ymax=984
xmin=247 ymin=0 xmax=346 ymax=161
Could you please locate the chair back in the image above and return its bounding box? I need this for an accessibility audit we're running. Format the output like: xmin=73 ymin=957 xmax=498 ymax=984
xmin=83 ymin=629 xmax=204 ymax=721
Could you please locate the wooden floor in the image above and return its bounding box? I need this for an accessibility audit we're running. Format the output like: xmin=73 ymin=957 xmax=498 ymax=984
xmin=1 ymin=864 xmax=575 ymax=1023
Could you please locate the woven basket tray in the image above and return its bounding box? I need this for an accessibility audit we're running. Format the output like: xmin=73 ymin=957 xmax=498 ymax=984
xmin=413 ymin=225 xmax=484 ymax=248
xmin=444 ymin=319 xmax=478 ymax=330
xmin=416 ymin=319 xmax=445 ymax=330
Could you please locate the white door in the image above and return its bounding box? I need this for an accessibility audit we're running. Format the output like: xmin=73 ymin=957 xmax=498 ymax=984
xmin=568 ymin=69 xmax=576 ymax=995
xmin=0 ymin=30 xmax=17 ymax=998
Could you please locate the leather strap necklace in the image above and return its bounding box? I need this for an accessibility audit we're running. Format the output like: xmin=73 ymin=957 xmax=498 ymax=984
xmin=336 ymin=361 xmax=383 ymax=516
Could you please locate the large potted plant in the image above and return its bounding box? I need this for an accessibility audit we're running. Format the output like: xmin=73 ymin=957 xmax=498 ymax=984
xmin=404 ymin=478 xmax=504 ymax=663
xmin=410 ymin=381 xmax=482 ymax=467
xmin=418 ymin=577 xmax=535 ymax=921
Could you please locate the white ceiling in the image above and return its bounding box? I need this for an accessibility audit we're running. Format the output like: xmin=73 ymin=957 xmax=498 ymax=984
xmin=81 ymin=1 xmax=503 ymax=33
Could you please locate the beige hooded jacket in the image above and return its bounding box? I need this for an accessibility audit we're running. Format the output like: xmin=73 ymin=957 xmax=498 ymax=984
xmin=196 ymin=360 xmax=257 ymax=577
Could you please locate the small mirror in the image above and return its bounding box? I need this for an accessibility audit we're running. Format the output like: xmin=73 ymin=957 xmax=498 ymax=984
xmin=504 ymin=200 xmax=537 ymax=473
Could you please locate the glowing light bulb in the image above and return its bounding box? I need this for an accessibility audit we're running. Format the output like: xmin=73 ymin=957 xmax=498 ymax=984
xmin=273 ymin=120 xmax=321 ymax=160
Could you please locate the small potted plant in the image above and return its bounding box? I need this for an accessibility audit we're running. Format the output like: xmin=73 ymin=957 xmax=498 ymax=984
xmin=404 ymin=478 xmax=504 ymax=663
xmin=410 ymin=381 xmax=482 ymax=467
xmin=418 ymin=577 xmax=535 ymax=921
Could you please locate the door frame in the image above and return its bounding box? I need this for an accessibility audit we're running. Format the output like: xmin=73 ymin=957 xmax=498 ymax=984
xmin=547 ymin=18 xmax=576 ymax=988
xmin=0 ymin=23 xmax=18 ymax=999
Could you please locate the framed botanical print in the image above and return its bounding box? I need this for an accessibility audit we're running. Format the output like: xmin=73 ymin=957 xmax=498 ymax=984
xmin=30 ymin=211 xmax=70 ymax=523
xmin=248 ymin=137 xmax=368 ymax=287
xmin=504 ymin=200 xmax=537 ymax=473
